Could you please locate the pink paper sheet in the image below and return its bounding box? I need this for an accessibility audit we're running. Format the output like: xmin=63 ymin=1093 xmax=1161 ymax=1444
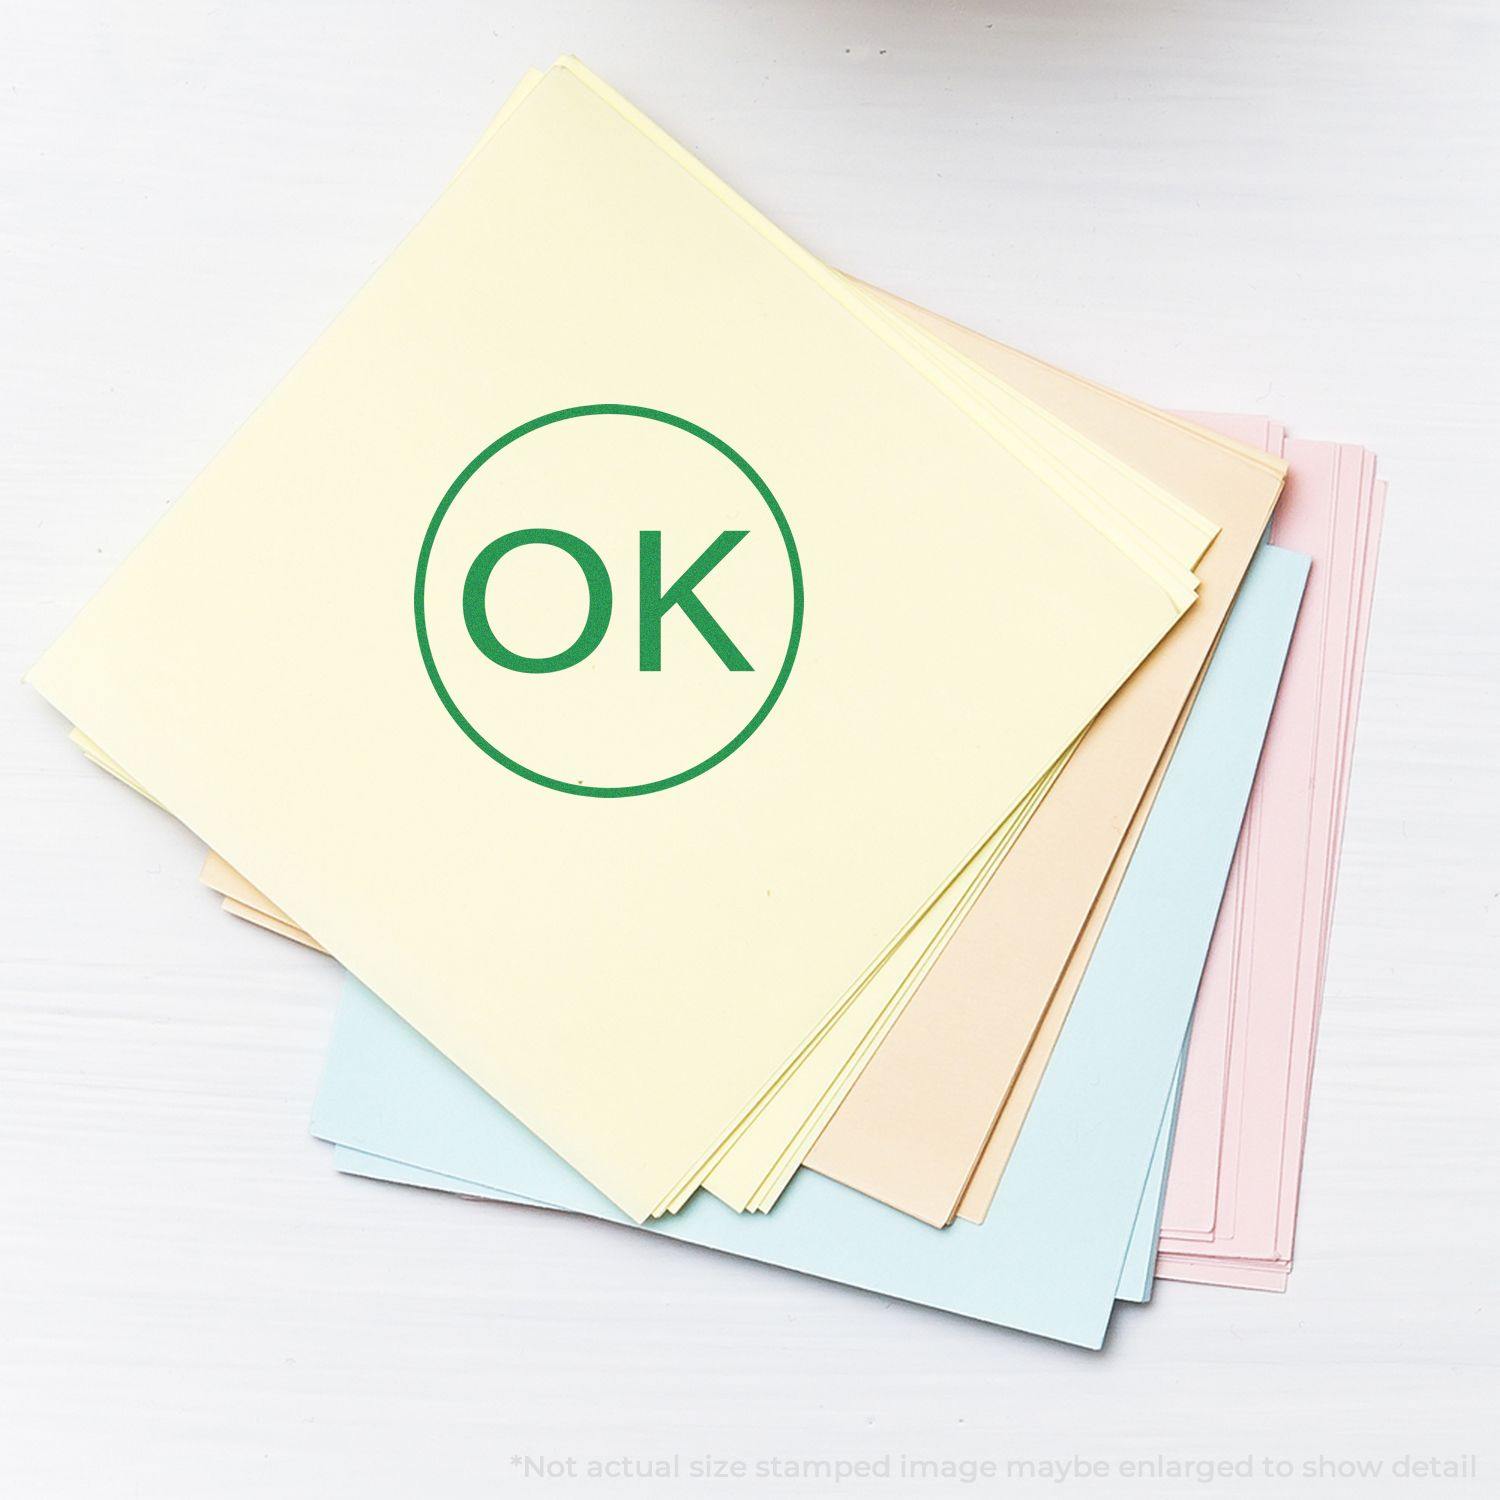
xmin=1153 ymin=434 xmax=1384 ymax=1286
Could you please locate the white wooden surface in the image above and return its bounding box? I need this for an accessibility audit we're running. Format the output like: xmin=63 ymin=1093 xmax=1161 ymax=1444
xmin=3 ymin=3 xmax=1496 ymax=1495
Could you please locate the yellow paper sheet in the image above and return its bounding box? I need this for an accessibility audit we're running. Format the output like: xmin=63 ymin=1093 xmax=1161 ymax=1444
xmin=32 ymin=60 xmax=1200 ymax=1220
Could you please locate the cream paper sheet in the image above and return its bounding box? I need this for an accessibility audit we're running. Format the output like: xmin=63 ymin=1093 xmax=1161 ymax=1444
xmin=30 ymin=60 xmax=1199 ymax=1220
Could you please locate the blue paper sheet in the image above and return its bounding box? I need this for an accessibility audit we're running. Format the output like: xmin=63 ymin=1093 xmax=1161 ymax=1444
xmin=311 ymin=543 xmax=1308 ymax=1347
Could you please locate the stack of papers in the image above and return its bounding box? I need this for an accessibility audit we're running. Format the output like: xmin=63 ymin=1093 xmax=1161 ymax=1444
xmin=33 ymin=59 xmax=1384 ymax=1348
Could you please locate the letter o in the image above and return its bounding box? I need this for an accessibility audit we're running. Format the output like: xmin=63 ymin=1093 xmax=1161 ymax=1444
xmin=462 ymin=527 xmax=613 ymax=673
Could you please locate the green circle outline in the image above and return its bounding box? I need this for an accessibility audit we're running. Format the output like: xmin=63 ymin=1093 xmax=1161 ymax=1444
xmin=414 ymin=404 xmax=804 ymax=798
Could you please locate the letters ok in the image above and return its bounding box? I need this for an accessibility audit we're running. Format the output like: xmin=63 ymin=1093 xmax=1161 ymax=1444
xmin=462 ymin=528 xmax=753 ymax=674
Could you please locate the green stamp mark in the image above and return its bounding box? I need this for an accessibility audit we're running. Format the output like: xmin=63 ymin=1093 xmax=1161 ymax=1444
xmin=414 ymin=404 xmax=803 ymax=798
